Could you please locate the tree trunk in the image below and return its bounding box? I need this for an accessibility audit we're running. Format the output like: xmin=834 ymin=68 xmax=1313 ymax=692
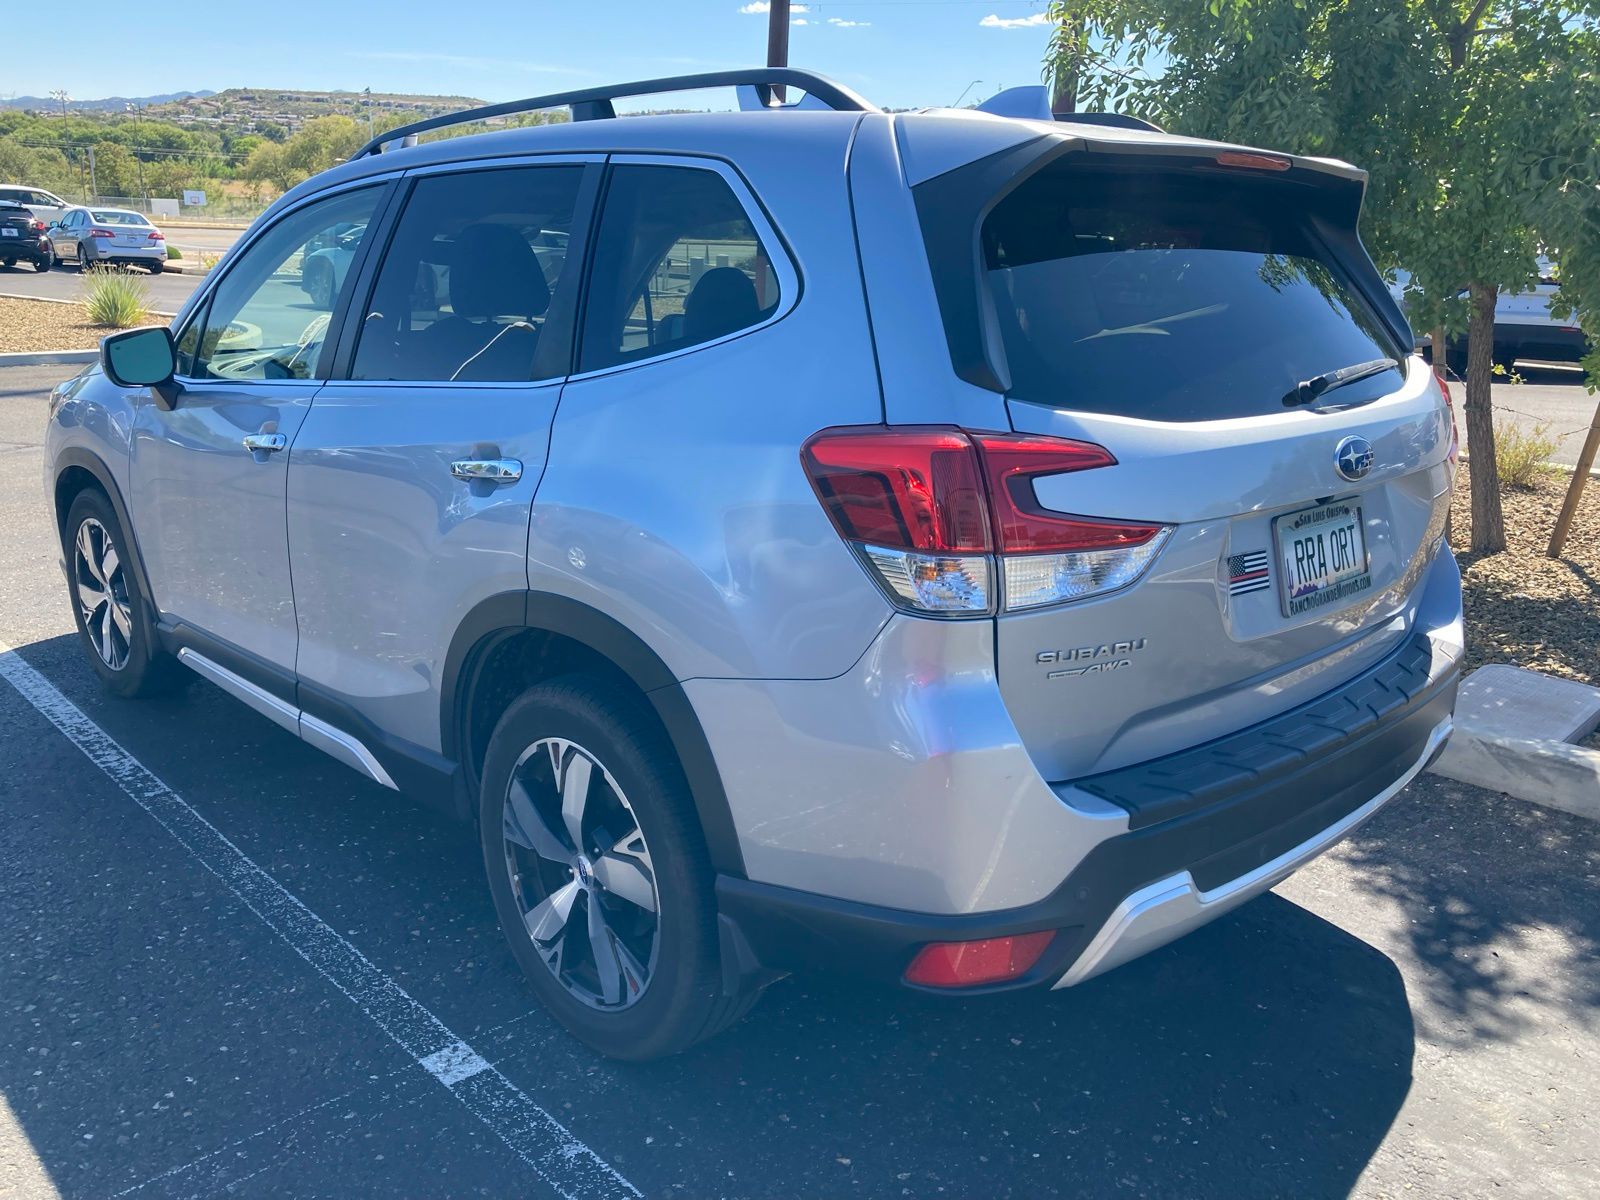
xmin=1464 ymin=281 xmax=1505 ymax=553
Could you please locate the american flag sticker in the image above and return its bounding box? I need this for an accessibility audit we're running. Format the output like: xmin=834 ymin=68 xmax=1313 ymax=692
xmin=1227 ymin=550 xmax=1271 ymax=597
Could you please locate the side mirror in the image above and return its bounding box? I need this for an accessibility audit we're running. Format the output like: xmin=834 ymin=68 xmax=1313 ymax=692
xmin=101 ymin=326 xmax=180 ymax=408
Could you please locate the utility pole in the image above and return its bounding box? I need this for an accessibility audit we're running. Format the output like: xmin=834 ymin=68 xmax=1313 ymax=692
xmin=767 ymin=0 xmax=791 ymax=103
xmin=126 ymin=102 xmax=147 ymax=204
xmin=363 ymin=87 xmax=374 ymax=140
xmin=50 ymin=89 xmax=70 ymax=119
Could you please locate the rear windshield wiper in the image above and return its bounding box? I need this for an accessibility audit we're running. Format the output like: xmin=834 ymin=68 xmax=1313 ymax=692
xmin=1283 ymin=357 xmax=1398 ymax=407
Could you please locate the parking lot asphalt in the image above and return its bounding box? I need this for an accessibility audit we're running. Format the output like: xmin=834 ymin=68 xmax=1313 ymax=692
xmin=0 ymin=264 xmax=203 ymax=316
xmin=1 ymin=362 xmax=1597 ymax=1199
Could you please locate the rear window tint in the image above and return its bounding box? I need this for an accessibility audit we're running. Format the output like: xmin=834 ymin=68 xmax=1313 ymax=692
xmin=982 ymin=165 xmax=1404 ymax=422
xmin=92 ymin=210 xmax=149 ymax=226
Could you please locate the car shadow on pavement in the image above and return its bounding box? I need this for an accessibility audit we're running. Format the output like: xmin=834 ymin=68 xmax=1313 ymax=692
xmin=625 ymin=896 xmax=1415 ymax=1198
xmin=1333 ymin=781 xmax=1600 ymax=1050
xmin=1 ymin=633 xmax=1419 ymax=1200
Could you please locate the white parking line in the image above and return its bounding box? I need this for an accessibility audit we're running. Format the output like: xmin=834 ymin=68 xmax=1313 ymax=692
xmin=0 ymin=643 xmax=639 ymax=1200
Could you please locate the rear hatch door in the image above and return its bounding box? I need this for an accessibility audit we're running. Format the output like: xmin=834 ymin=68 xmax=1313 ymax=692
xmin=918 ymin=141 xmax=1454 ymax=780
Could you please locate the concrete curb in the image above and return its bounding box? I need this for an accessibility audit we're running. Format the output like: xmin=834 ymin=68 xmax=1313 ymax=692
xmin=0 ymin=349 xmax=97 ymax=367
xmin=1426 ymin=665 xmax=1600 ymax=821
xmin=1431 ymin=731 xmax=1600 ymax=822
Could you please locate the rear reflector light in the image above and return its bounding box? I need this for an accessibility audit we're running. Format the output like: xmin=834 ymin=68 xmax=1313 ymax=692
xmin=802 ymin=427 xmax=1170 ymax=615
xmin=904 ymin=932 xmax=1055 ymax=988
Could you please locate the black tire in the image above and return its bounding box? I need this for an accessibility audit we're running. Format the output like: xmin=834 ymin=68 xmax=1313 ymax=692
xmin=34 ymin=248 xmax=52 ymax=271
xmin=147 ymin=259 xmax=164 ymax=275
xmin=77 ymin=241 xmax=94 ymax=270
xmin=479 ymin=675 xmax=756 ymax=1059
xmin=62 ymin=490 xmax=187 ymax=699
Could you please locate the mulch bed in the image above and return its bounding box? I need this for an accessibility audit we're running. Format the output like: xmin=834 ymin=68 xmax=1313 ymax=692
xmin=1451 ymin=465 xmax=1599 ymax=686
xmin=0 ymin=294 xmax=108 ymax=352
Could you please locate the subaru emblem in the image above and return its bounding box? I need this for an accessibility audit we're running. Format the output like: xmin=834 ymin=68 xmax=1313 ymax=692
xmin=1334 ymin=436 xmax=1374 ymax=482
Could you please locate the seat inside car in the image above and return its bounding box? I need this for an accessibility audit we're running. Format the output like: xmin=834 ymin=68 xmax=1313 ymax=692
xmin=411 ymin=223 xmax=548 ymax=381
xmin=682 ymin=266 xmax=761 ymax=343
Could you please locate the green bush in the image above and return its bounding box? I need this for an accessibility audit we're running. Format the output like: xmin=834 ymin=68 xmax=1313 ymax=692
xmin=1495 ymin=420 xmax=1557 ymax=489
xmin=81 ymin=267 xmax=150 ymax=329
xmin=166 ymin=244 xmax=183 ymax=260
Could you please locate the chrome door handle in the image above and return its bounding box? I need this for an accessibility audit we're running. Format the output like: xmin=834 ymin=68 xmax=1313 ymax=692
xmin=450 ymin=458 xmax=522 ymax=484
xmin=242 ymin=433 xmax=287 ymax=454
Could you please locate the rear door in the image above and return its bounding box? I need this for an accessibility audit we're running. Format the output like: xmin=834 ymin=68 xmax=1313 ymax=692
xmin=285 ymin=157 xmax=599 ymax=753
xmin=921 ymin=150 xmax=1454 ymax=779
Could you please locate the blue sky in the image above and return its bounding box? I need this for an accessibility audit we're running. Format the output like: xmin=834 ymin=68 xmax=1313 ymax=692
xmin=11 ymin=2 xmax=1065 ymax=111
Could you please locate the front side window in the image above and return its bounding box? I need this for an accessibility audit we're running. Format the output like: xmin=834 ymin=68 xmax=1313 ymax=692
xmin=349 ymin=165 xmax=583 ymax=383
xmin=181 ymin=187 xmax=381 ymax=382
xmin=579 ymin=164 xmax=781 ymax=373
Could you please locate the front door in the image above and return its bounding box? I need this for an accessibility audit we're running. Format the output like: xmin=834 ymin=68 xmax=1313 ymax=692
xmin=129 ymin=183 xmax=388 ymax=671
xmin=285 ymin=160 xmax=596 ymax=752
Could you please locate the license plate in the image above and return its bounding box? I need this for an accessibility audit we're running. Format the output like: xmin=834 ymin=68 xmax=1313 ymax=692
xmin=1 ymin=228 xmax=16 ymax=237
xmin=1274 ymin=500 xmax=1371 ymax=617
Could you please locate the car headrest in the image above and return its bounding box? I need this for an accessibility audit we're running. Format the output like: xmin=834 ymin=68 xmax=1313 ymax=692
xmin=683 ymin=267 xmax=760 ymax=342
xmin=448 ymin=224 xmax=550 ymax=321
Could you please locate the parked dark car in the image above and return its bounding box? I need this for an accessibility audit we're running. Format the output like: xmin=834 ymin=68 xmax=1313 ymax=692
xmin=0 ymin=200 xmax=54 ymax=271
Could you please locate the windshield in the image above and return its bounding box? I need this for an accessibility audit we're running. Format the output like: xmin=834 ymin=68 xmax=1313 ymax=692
xmin=982 ymin=164 xmax=1404 ymax=422
xmin=92 ymin=211 xmax=150 ymax=226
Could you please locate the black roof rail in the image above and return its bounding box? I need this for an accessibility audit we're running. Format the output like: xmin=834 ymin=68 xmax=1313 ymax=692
xmin=351 ymin=68 xmax=880 ymax=160
xmin=1055 ymin=112 xmax=1164 ymax=133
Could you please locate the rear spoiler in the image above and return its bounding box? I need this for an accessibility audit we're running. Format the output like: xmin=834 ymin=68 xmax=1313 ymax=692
xmin=910 ymin=131 xmax=1411 ymax=394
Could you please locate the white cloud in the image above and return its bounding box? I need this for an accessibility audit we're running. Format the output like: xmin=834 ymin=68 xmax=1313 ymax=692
xmin=792 ymin=16 xmax=809 ymax=23
xmin=739 ymin=2 xmax=809 ymax=12
xmin=827 ymin=16 xmax=870 ymax=26
xmin=979 ymin=12 xmax=1052 ymax=29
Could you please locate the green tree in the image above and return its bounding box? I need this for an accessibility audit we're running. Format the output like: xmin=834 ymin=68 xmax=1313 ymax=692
xmin=1044 ymin=1 xmax=1600 ymax=553
xmin=88 ymin=140 xmax=140 ymax=198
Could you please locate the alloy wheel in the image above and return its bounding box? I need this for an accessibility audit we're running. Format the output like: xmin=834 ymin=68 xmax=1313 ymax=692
xmin=73 ymin=518 xmax=134 ymax=671
xmin=502 ymin=737 xmax=660 ymax=1010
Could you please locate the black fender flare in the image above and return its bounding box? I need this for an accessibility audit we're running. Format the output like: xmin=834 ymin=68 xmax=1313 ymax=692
xmin=443 ymin=591 xmax=747 ymax=878
xmin=51 ymin=448 xmax=162 ymax=638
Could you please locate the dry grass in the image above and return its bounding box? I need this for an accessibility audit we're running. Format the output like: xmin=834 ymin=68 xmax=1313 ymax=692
xmin=1451 ymin=466 xmax=1599 ymax=685
xmin=0 ymin=295 xmax=107 ymax=352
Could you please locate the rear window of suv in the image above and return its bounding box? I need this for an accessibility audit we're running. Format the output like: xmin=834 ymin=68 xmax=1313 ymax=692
xmin=981 ymin=163 xmax=1404 ymax=422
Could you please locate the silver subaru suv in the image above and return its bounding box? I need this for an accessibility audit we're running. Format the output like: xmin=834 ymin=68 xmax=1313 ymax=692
xmin=44 ymin=70 xmax=1463 ymax=1059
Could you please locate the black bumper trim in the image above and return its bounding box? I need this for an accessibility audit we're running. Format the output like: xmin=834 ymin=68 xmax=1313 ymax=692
xmin=717 ymin=629 xmax=1459 ymax=992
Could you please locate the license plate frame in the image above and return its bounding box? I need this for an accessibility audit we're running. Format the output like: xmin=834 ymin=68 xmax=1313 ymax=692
xmin=1273 ymin=499 xmax=1372 ymax=618
xmin=0 ymin=228 xmax=17 ymax=238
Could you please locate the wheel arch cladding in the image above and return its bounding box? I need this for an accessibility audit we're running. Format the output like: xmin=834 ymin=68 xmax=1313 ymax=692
xmin=52 ymin=450 xmax=159 ymax=619
xmin=444 ymin=590 xmax=747 ymax=878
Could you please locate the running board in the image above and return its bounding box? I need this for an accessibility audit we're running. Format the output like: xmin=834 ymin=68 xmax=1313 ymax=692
xmin=177 ymin=649 xmax=398 ymax=791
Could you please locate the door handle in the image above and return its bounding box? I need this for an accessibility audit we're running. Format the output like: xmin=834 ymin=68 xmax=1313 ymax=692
xmin=450 ymin=458 xmax=523 ymax=484
xmin=242 ymin=433 xmax=287 ymax=454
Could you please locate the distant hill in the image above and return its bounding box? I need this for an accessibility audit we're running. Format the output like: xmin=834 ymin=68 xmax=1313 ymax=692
xmin=147 ymin=88 xmax=485 ymax=127
xmin=0 ymin=90 xmax=216 ymax=112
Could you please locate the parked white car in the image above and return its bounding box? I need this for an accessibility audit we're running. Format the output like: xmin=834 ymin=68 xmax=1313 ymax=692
xmin=49 ymin=207 xmax=167 ymax=273
xmin=1390 ymin=260 xmax=1589 ymax=370
xmin=0 ymin=185 xmax=69 ymax=227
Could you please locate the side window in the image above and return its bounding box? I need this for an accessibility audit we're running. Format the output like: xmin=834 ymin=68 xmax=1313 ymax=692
xmin=579 ymin=165 xmax=781 ymax=373
xmin=184 ymin=187 xmax=381 ymax=382
xmin=349 ymin=165 xmax=583 ymax=383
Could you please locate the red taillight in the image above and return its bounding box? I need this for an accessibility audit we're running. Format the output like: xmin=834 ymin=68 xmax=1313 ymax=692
xmin=30 ymin=220 xmax=44 ymax=233
xmin=973 ymin=433 xmax=1163 ymax=553
xmin=904 ymin=932 xmax=1056 ymax=989
xmin=147 ymin=231 xmax=164 ymax=241
xmin=1435 ymin=366 xmax=1459 ymax=464
xmin=802 ymin=428 xmax=990 ymax=553
xmin=801 ymin=427 xmax=1171 ymax=614
xmin=90 ymin=228 xmax=115 ymax=239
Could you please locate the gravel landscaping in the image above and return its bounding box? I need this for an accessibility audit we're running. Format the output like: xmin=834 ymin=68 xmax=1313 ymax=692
xmin=0 ymin=295 xmax=111 ymax=352
xmin=1451 ymin=466 xmax=1599 ymax=686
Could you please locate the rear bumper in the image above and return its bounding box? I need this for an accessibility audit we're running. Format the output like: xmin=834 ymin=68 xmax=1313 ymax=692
xmin=1494 ymin=322 xmax=1589 ymax=362
xmin=717 ymin=620 xmax=1461 ymax=994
